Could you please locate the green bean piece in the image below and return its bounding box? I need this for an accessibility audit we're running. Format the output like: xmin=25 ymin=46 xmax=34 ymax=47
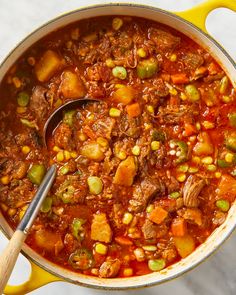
xmin=63 ymin=110 xmax=76 ymax=127
xmin=112 ymin=66 xmax=127 ymax=80
xmin=27 ymin=164 xmax=46 ymax=185
xmin=20 ymin=118 xmax=38 ymax=129
xmin=217 ymin=159 xmax=231 ymax=168
xmin=87 ymin=176 xmax=103 ymax=195
xmin=137 ymin=58 xmax=158 ymax=79
xmin=17 ymin=92 xmax=30 ymax=107
xmin=72 ymin=218 xmax=86 ymax=240
xmin=148 ymin=259 xmax=166 ymax=271
xmin=69 ymin=248 xmax=95 ymax=270
xmin=185 ymin=84 xmax=200 ymax=102
xmin=41 ymin=197 xmax=53 ymax=213
xmin=219 ymin=76 xmax=229 ymax=94
xmin=216 ymin=199 xmax=230 ymax=212
xmin=228 ymin=113 xmax=236 ymax=128
xmin=225 ymin=135 xmax=236 ymax=152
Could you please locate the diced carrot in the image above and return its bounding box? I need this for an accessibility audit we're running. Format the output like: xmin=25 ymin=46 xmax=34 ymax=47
xmin=184 ymin=123 xmax=197 ymax=136
xmin=161 ymin=73 xmax=170 ymax=82
xmin=217 ymin=174 xmax=236 ymax=198
xmin=148 ymin=206 xmax=168 ymax=224
xmin=171 ymin=217 xmax=187 ymax=237
xmin=115 ymin=236 xmax=133 ymax=246
xmin=126 ymin=103 xmax=141 ymax=118
xmin=83 ymin=125 xmax=96 ymax=139
xmin=171 ymin=73 xmax=189 ymax=84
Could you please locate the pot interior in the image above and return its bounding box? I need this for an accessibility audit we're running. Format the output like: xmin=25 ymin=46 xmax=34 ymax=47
xmin=0 ymin=4 xmax=236 ymax=290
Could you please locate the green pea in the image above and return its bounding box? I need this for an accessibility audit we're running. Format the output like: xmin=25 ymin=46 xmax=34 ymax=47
xmin=41 ymin=197 xmax=52 ymax=213
xmin=27 ymin=164 xmax=46 ymax=185
xmin=228 ymin=113 xmax=236 ymax=128
xmin=185 ymin=84 xmax=200 ymax=102
xmin=63 ymin=110 xmax=76 ymax=127
xmin=148 ymin=259 xmax=166 ymax=271
xmin=87 ymin=176 xmax=103 ymax=195
xmin=112 ymin=66 xmax=127 ymax=80
xmin=17 ymin=92 xmax=29 ymax=107
xmin=216 ymin=199 xmax=230 ymax=212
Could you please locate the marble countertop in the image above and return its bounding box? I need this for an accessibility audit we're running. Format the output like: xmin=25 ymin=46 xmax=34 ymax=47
xmin=0 ymin=0 xmax=236 ymax=294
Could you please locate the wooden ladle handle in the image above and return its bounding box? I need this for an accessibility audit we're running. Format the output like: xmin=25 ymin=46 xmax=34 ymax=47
xmin=0 ymin=230 xmax=26 ymax=294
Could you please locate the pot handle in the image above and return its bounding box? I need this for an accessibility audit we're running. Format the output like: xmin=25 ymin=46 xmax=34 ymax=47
xmin=175 ymin=0 xmax=236 ymax=34
xmin=4 ymin=260 xmax=61 ymax=294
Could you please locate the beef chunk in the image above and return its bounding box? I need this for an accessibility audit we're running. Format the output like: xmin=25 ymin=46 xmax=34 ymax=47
xmin=183 ymin=175 xmax=206 ymax=207
xmin=167 ymin=176 xmax=180 ymax=194
xmin=129 ymin=177 xmax=164 ymax=213
xmin=142 ymin=219 xmax=158 ymax=239
xmin=30 ymin=86 xmax=49 ymax=120
xmin=54 ymin=123 xmax=73 ymax=150
xmin=99 ymin=259 xmax=121 ymax=278
xmin=148 ymin=28 xmax=180 ymax=52
xmin=182 ymin=53 xmax=204 ymax=71
xmin=92 ymin=117 xmax=115 ymax=139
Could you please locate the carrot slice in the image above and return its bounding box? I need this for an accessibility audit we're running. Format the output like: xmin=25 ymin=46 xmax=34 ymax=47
xmin=184 ymin=123 xmax=197 ymax=136
xmin=126 ymin=103 xmax=141 ymax=118
xmin=148 ymin=206 xmax=168 ymax=224
xmin=171 ymin=217 xmax=187 ymax=237
xmin=115 ymin=236 xmax=133 ymax=246
xmin=171 ymin=73 xmax=189 ymax=84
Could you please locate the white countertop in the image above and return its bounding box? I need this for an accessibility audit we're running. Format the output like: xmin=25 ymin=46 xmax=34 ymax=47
xmin=0 ymin=0 xmax=236 ymax=294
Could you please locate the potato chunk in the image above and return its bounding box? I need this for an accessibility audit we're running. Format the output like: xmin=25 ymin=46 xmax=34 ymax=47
xmin=112 ymin=86 xmax=135 ymax=105
xmin=91 ymin=213 xmax=112 ymax=243
xmin=59 ymin=70 xmax=85 ymax=98
xmin=34 ymin=229 xmax=64 ymax=255
xmin=80 ymin=142 xmax=104 ymax=161
xmin=113 ymin=156 xmax=137 ymax=186
xmin=35 ymin=50 xmax=63 ymax=82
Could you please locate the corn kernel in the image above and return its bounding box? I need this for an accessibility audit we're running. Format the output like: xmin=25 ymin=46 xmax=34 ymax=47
xmin=117 ymin=151 xmax=127 ymax=160
xmin=105 ymin=58 xmax=115 ymax=68
xmin=64 ymin=150 xmax=71 ymax=161
xmin=207 ymin=164 xmax=217 ymax=171
xmin=122 ymin=212 xmax=133 ymax=225
xmin=144 ymin=123 xmax=152 ymax=130
xmin=17 ymin=106 xmax=27 ymax=114
xmin=132 ymin=145 xmax=140 ymax=156
xmin=201 ymin=156 xmax=213 ymax=165
xmin=170 ymin=54 xmax=177 ymax=62
xmin=78 ymin=133 xmax=87 ymax=141
xmin=222 ymin=95 xmax=231 ymax=103
xmin=137 ymin=48 xmax=147 ymax=58
xmin=202 ymin=121 xmax=215 ymax=129
xmin=91 ymin=268 xmax=99 ymax=276
xmin=87 ymin=114 xmax=95 ymax=121
xmin=12 ymin=77 xmax=21 ymax=88
xmin=53 ymin=145 xmax=61 ymax=152
xmin=19 ymin=206 xmax=28 ymax=220
xmin=151 ymin=141 xmax=160 ymax=151
xmin=97 ymin=137 xmax=108 ymax=147
xmin=177 ymin=173 xmax=186 ymax=182
xmin=225 ymin=153 xmax=234 ymax=163
xmin=109 ymin=108 xmax=121 ymax=117
xmin=147 ymin=105 xmax=154 ymax=113
xmin=70 ymin=151 xmax=78 ymax=158
xmin=27 ymin=56 xmax=35 ymax=66
xmin=180 ymin=92 xmax=187 ymax=101
xmin=192 ymin=156 xmax=201 ymax=164
xmin=8 ymin=208 xmax=17 ymax=217
xmin=142 ymin=245 xmax=157 ymax=251
xmin=115 ymin=84 xmax=125 ymax=89
xmin=1 ymin=176 xmax=10 ymax=185
xmin=195 ymin=122 xmax=201 ymax=131
xmin=169 ymin=87 xmax=178 ymax=96
xmin=146 ymin=204 xmax=154 ymax=213
xmin=95 ymin=243 xmax=108 ymax=255
xmin=54 ymin=98 xmax=62 ymax=108
xmin=22 ymin=145 xmax=30 ymax=154
xmin=56 ymin=151 xmax=64 ymax=162
xmin=112 ymin=17 xmax=123 ymax=30
xmin=215 ymin=172 xmax=222 ymax=178
xmin=123 ymin=268 xmax=133 ymax=277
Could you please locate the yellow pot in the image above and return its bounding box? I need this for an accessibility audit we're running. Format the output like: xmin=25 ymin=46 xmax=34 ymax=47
xmin=1 ymin=0 xmax=236 ymax=293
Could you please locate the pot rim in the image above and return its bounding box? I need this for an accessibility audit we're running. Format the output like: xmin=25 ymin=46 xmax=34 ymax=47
xmin=1 ymin=2 xmax=236 ymax=291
